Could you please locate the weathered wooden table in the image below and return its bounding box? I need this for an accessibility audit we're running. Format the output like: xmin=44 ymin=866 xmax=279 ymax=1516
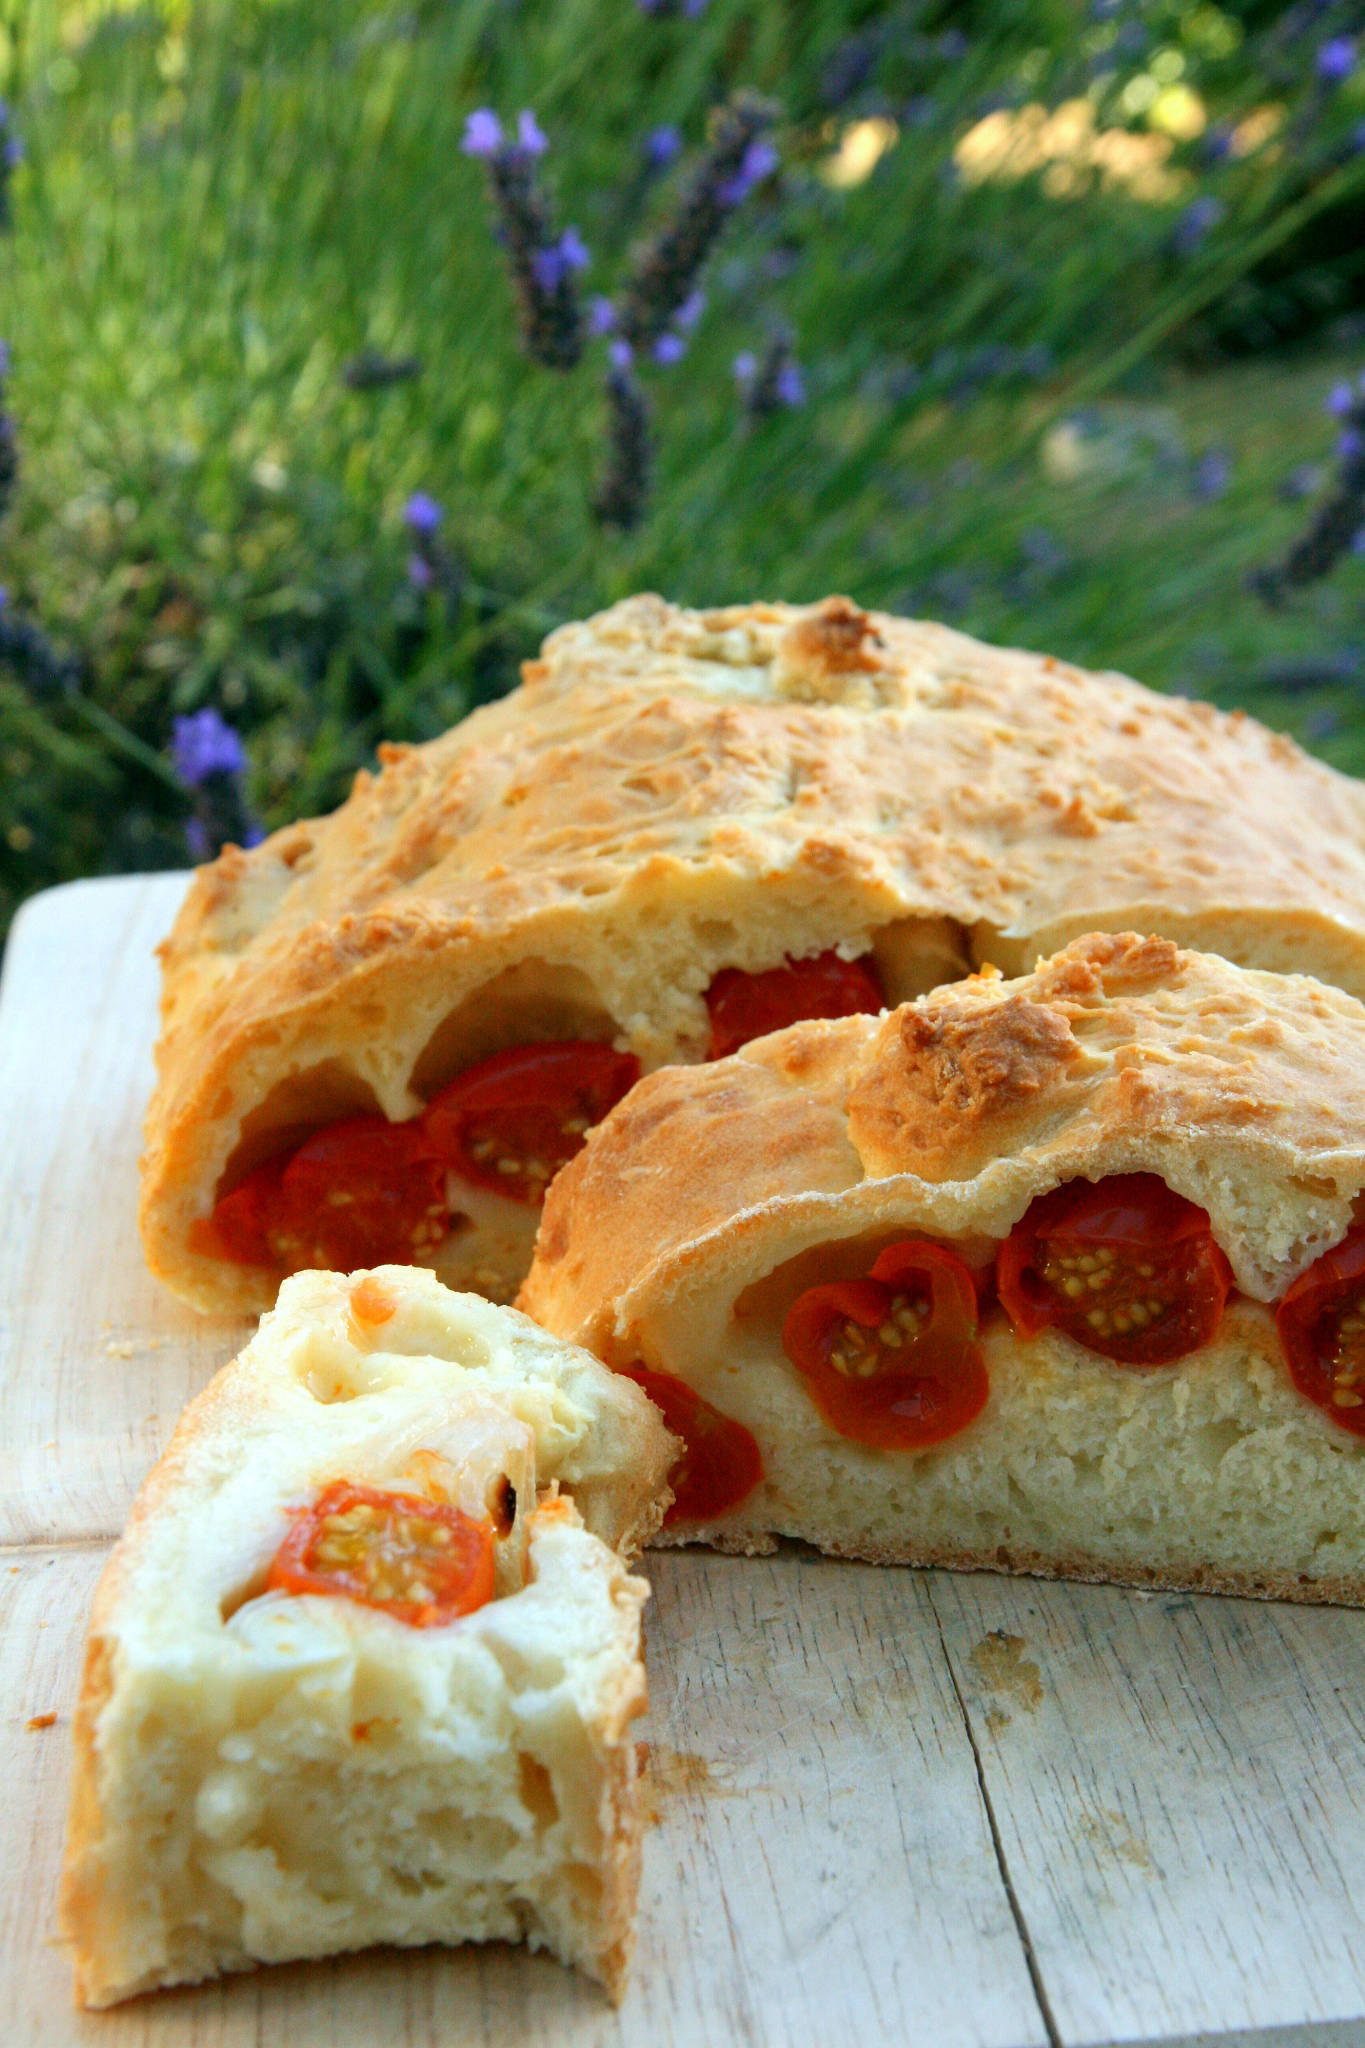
xmin=5 ymin=873 xmax=1365 ymax=2048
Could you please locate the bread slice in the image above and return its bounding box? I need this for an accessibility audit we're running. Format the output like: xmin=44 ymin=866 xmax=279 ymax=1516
xmin=58 ymin=1267 xmax=677 ymax=2008
xmin=522 ymin=932 xmax=1365 ymax=1603
xmin=142 ymin=594 xmax=1365 ymax=1316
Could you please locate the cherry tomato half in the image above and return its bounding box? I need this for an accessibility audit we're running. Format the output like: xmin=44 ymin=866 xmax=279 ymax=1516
xmin=1277 ymin=1224 xmax=1365 ymax=1438
xmin=197 ymin=1117 xmax=447 ymax=1272
xmin=997 ymin=1174 xmax=1232 ymax=1367
xmin=617 ymin=1364 xmax=764 ymax=1524
xmin=705 ymin=950 xmax=885 ymax=1061
xmin=781 ymin=1239 xmax=988 ymax=1450
xmin=423 ymin=1041 xmax=642 ymax=1205
xmin=266 ymin=1480 xmax=496 ymax=1626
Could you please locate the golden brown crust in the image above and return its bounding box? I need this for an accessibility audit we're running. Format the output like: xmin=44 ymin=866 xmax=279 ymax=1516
xmin=143 ymin=593 xmax=1365 ymax=1313
xmin=525 ymin=932 xmax=1365 ymax=1348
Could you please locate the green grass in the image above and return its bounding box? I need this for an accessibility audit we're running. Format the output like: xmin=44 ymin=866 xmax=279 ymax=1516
xmin=1 ymin=0 xmax=1364 ymax=924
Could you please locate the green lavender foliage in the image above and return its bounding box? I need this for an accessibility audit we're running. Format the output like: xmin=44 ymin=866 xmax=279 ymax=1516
xmin=1 ymin=0 xmax=1364 ymax=929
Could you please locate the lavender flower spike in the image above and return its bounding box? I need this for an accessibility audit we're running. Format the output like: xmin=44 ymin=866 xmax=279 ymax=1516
xmin=462 ymin=109 xmax=503 ymax=158
xmin=653 ymin=333 xmax=687 ymax=365
xmin=516 ymin=110 xmax=549 ymax=157
xmin=531 ymin=245 xmax=566 ymax=291
xmin=558 ymin=227 xmax=590 ymax=271
xmin=616 ymin=92 xmax=779 ymax=352
xmin=1257 ymin=372 xmax=1365 ymax=600
xmin=588 ymin=296 xmax=618 ymax=335
xmin=171 ymin=709 xmax=247 ymax=788
xmin=470 ymin=110 xmax=584 ymax=368
xmin=774 ymin=361 xmax=805 ymax=407
xmin=404 ymin=491 xmax=444 ymax=536
xmin=739 ymin=335 xmax=805 ymax=416
xmin=643 ymin=125 xmax=682 ymax=170
xmin=1317 ymin=38 xmax=1357 ymax=84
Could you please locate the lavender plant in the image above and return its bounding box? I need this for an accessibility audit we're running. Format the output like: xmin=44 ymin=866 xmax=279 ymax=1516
xmin=0 ymin=105 xmax=21 ymax=235
xmin=0 ymin=343 xmax=16 ymax=521
xmin=462 ymin=110 xmax=587 ymax=371
xmin=1256 ymin=375 xmax=1365 ymax=602
xmin=734 ymin=336 xmax=805 ymax=418
xmin=464 ymin=89 xmax=785 ymax=530
xmin=614 ymin=94 xmax=778 ymax=354
xmin=593 ymin=350 xmax=651 ymax=530
xmin=403 ymin=490 xmax=463 ymax=616
xmin=171 ymin=709 xmax=261 ymax=861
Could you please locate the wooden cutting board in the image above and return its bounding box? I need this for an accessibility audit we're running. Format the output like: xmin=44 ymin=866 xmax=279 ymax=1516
xmin=5 ymin=874 xmax=1365 ymax=2048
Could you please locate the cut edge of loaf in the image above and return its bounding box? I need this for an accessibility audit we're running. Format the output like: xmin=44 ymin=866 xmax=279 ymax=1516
xmin=58 ymin=1270 xmax=676 ymax=2008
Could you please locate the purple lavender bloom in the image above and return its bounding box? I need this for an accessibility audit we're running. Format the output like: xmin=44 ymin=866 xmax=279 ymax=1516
xmin=531 ymin=244 xmax=566 ymax=291
xmin=1328 ymin=382 xmax=1356 ymax=418
xmin=1340 ymin=429 xmax=1365 ymax=461
xmin=516 ymin=110 xmax=549 ymax=157
xmin=588 ymin=296 xmax=618 ymax=335
xmin=643 ymin=125 xmax=682 ymax=169
xmin=718 ymin=137 xmax=779 ymax=206
xmin=1191 ymin=449 xmax=1232 ymax=500
xmin=404 ymin=490 xmax=444 ymax=536
xmin=732 ymin=351 xmax=757 ymax=385
xmin=684 ymin=0 xmax=711 ymax=14
xmin=1317 ymin=37 xmax=1357 ymax=83
xmin=774 ymin=362 xmax=805 ymax=407
xmin=674 ymin=289 xmax=706 ymax=331
xmin=1354 ymin=528 xmax=1365 ymax=554
xmin=243 ymin=820 xmax=266 ymax=850
xmin=408 ymin=552 xmax=434 ymax=589
xmin=609 ymin=339 xmax=635 ymax=370
xmin=171 ymin=709 xmax=246 ymax=788
xmin=1173 ymin=196 xmax=1224 ymax=255
xmin=2 ymin=138 xmax=21 ymax=169
xmin=462 ymin=109 xmax=503 ymax=158
xmin=185 ymin=817 xmax=211 ymax=863
xmin=653 ymin=332 xmax=687 ymax=365
xmin=558 ymin=227 xmax=590 ymax=272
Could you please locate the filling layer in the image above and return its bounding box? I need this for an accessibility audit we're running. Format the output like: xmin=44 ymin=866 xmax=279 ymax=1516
xmin=197 ymin=951 xmax=886 ymax=1283
xmin=622 ymin=1175 xmax=1365 ymax=1524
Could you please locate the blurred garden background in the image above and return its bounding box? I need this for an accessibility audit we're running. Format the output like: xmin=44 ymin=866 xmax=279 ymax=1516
xmin=2 ymin=0 xmax=1364 ymax=931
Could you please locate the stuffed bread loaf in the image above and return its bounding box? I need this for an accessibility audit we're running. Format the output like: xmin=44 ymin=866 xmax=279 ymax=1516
xmin=142 ymin=594 xmax=1365 ymax=1316
xmin=59 ymin=1266 xmax=676 ymax=2007
xmin=521 ymin=932 xmax=1365 ymax=1604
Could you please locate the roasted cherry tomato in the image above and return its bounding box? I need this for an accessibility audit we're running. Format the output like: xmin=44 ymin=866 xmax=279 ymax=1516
xmin=1277 ymin=1224 xmax=1365 ymax=1438
xmin=278 ymin=1116 xmax=448 ymax=1269
xmin=266 ymin=1480 xmax=496 ymax=1626
xmin=618 ymin=1364 xmax=763 ymax=1523
xmin=196 ymin=1154 xmax=289 ymax=1267
xmin=997 ymin=1174 xmax=1232 ymax=1367
xmin=198 ymin=1117 xmax=446 ymax=1272
xmin=200 ymin=1116 xmax=448 ymax=1272
xmin=423 ymin=1041 xmax=641 ymax=1205
xmin=782 ymin=1239 xmax=988 ymax=1450
xmin=705 ymin=950 xmax=885 ymax=1061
